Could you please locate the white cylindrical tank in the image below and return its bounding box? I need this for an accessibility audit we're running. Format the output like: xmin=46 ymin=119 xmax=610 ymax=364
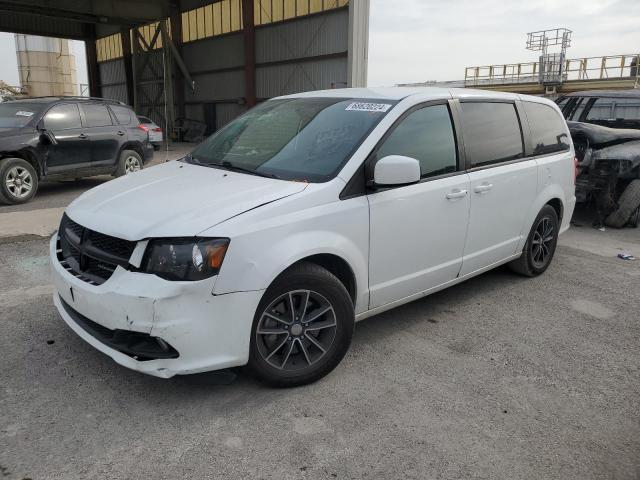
xmin=14 ymin=34 xmax=78 ymax=97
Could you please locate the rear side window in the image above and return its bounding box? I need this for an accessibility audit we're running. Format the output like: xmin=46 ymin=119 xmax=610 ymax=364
xmin=110 ymin=105 xmax=132 ymax=125
xmin=523 ymin=102 xmax=570 ymax=156
xmin=586 ymin=97 xmax=640 ymax=121
xmin=80 ymin=103 xmax=113 ymax=127
xmin=459 ymin=102 xmax=523 ymax=168
xmin=138 ymin=116 xmax=152 ymax=124
xmin=43 ymin=103 xmax=81 ymax=130
xmin=377 ymin=104 xmax=457 ymax=178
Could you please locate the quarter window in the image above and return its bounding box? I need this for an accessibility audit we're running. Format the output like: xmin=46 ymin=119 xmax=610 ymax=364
xmin=43 ymin=103 xmax=81 ymax=130
xmin=80 ymin=104 xmax=113 ymax=127
xmin=459 ymin=102 xmax=523 ymax=168
xmin=376 ymin=104 xmax=457 ymax=178
xmin=523 ymin=102 xmax=570 ymax=155
xmin=110 ymin=105 xmax=132 ymax=125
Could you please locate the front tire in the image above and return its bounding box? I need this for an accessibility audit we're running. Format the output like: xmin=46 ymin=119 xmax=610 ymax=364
xmin=114 ymin=150 xmax=143 ymax=177
xmin=605 ymin=179 xmax=640 ymax=228
xmin=509 ymin=205 xmax=559 ymax=277
xmin=248 ymin=262 xmax=354 ymax=387
xmin=0 ymin=157 xmax=38 ymax=205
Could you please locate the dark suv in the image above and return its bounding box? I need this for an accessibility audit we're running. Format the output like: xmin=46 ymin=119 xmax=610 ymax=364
xmin=556 ymin=90 xmax=640 ymax=227
xmin=0 ymin=97 xmax=154 ymax=205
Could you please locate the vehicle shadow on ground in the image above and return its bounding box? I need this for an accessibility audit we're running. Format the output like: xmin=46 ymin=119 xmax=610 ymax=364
xmin=88 ymin=264 xmax=523 ymax=394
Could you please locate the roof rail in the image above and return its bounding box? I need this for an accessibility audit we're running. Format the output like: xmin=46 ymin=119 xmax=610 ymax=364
xmin=24 ymin=96 xmax=127 ymax=105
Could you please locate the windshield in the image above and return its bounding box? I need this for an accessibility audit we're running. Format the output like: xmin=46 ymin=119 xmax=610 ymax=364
xmin=0 ymin=103 xmax=43 ymax=129
xmin=189 ymin=97 xmax=396 ymax=182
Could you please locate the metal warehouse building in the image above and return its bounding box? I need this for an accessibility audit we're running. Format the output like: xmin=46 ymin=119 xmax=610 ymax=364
xmin=0 ymin=0 xmax=369 ymax=136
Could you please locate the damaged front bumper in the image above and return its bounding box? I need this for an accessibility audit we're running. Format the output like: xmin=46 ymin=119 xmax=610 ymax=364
xmin=50 ymin=235 xmax=264 ymax=378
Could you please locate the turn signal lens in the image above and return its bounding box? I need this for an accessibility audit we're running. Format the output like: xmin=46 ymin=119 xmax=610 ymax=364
xmin=143 ymin=238 xmax=230 ymax=281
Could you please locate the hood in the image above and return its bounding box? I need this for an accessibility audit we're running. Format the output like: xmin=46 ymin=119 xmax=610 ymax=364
xmin=568 ymin=121 xmax=640 ymax=145
xmin=0 ymin=126 xmax=28 ymax=137
xmin=66 ymin=161 xmax=308 ymax=240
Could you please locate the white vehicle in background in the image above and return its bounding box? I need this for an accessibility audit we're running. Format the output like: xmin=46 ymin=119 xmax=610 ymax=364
xmin=137 ymin=115 xmax=163 ymax=150
xmin=50 ymin=87 xmax=575 ymax=387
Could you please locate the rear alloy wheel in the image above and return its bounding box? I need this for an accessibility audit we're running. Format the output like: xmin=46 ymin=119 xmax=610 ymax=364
xmin=114 ymin=149 xmax=143 ymax=177
xmin=0 ymin=158 xmax=38 ymax=205
xmin=509 ymin=205 xmax=559 ymax=277
xmin=249 ymin=262 xmax=354 ymax=387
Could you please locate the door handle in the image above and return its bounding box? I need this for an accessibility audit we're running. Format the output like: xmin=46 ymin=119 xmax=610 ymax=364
xmin=116 ymin=131 xmax=125 ymax=136
xmin=78 ymin=133 xmax=88 ymax=139
xmin=446 ymin=189 xmax=468 ymax=200
xmin=474 ymin=183 xmax=493 ymax=194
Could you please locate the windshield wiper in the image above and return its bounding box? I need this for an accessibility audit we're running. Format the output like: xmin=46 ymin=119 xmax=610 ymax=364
xmin=220 ymin=161 xmax=280 ymax=179
xmin=181 ymin=152 xmax=200 ymax=164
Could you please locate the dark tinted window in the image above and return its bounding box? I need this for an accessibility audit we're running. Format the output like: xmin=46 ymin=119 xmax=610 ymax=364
xmin=569 ymin=98 xmax=587 ymax=121
xmin=43 ymin=103 xmax=81 ymax=130
xmin=80 ymin=103 xmax=113 ymax=127
xmin=586 ymin=97 xmax=640 ymax=121
xmin=377 ymin=104 xmax=457 ymax=178
xmin=523 ymin=102 xmax=570 ymax=155
xmin=138 ymin=116 xmax=152 ymax=124
xmin=460 ymin=102 xmax=523 ymax=167
xmin=110 ymin=105 xmax=132 ymax=125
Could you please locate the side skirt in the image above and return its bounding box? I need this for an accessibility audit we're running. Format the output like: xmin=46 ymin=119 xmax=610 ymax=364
xmin=355 ymin=253 xmax=522 ymax=322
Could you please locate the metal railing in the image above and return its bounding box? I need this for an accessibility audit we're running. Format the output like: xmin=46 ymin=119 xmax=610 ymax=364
xmin=465 ymin=54 xmax=640 ymax=86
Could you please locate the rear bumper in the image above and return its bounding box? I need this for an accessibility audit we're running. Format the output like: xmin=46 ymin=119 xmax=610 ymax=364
xmin=142 ymin=143 xmax=154 ymax=163
xmin=50 ymin=235 xmax=265 ymax=378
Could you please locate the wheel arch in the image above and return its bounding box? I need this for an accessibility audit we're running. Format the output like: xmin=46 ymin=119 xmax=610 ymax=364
xmin=117 ymin=142 xmax=144 ymax=163
xmin=0 ymin=149 xmax=42 ymax=178
xmin=516 ymin=184 xmax=568 ymax=253
xmin=545 ymin=197 xmax=564 ymax=224
xmin=281 ymin=254 xmax=357 ymax=306
xmin=213 ymin=231 xmax=368 ymax=313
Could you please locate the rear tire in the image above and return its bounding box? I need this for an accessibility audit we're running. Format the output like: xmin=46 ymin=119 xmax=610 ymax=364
xmin=509 ymin=205 xmax=559 ymax=277
xmin=605 ymin=179 xmax=640 ymax=228
xmin=248 ymin=262 xmax=354 ymax=387
xmin=0 ymin=157 xmax=38 ymax=205
xmin=114 ymin=150 xmax=143 ymax=177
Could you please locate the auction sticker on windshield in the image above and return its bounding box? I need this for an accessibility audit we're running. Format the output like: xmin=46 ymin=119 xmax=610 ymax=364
xmin=15 ymin=111 xmax=34 ymax=117
xmin=345 ymin=102 xmax=392 ymax=113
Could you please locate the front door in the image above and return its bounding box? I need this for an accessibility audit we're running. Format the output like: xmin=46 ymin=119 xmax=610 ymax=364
xmin=368 ymin=102 xmax=470 ymax=309
xmin=457 ymin=101 xmax=538 ymax=276
xmin=42 ymin=103 xmax=91 ymax=173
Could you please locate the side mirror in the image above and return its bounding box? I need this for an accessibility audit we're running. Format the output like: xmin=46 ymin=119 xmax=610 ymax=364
xmin=39 ymin=130 xmax=58 ymax=146
xmin=372 ymin=155 xmax=421 ymax=187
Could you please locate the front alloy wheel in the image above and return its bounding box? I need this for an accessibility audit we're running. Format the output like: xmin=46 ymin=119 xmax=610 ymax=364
xmin=0 ymin=158 xmax=38 ymax=205
xmin=249 ymin=262 xmax=354 ymax=387
xmin=256 ymin=290 xmax=337 ymax=371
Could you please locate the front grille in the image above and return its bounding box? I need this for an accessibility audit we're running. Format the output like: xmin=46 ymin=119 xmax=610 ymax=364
xmin=57 ymin=214 xmax=137 ymax=285
xmin=59 ymin=296 xmax=179 ymax=361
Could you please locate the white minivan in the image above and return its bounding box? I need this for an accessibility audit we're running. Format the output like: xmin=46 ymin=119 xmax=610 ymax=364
xmin=51 ymin=88 xmax=575 ymax=386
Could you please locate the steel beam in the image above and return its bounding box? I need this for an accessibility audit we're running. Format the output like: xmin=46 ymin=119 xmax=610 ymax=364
xmin=121 ymin=29 xmax=135 ymax=105
xmin=242 ymin=0 xmax=256 ymax=107
xmin=85 ymin=26 xmax=101 ymax=97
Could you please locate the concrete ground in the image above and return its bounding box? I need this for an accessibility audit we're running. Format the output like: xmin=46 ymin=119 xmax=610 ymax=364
xmin=0 ymin=200 xmax=638 ymax=479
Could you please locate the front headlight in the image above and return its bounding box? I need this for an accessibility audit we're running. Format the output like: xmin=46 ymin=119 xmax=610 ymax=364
xmin=142 ymin=238 xmax=230 ymax=281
